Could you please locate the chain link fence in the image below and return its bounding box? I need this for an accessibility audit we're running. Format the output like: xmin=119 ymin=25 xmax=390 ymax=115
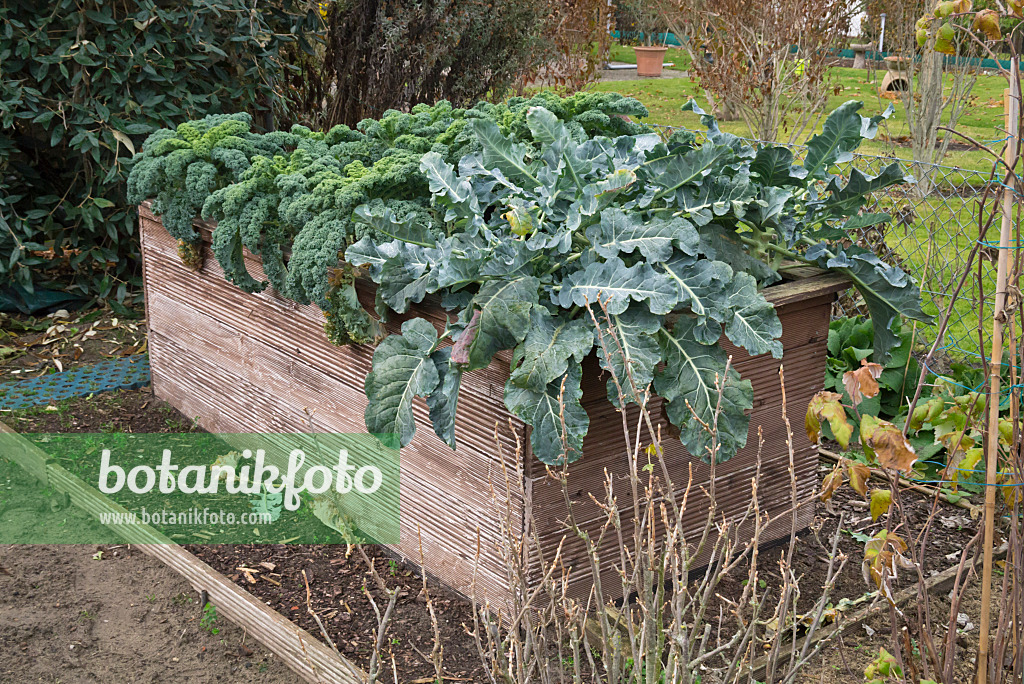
xmin=649 ymin=123 xmax=1005 ymax=359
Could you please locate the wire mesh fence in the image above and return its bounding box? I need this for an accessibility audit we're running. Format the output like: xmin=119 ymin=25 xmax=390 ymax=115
xmin=648 ymin=123 xmax=1009 ymax=360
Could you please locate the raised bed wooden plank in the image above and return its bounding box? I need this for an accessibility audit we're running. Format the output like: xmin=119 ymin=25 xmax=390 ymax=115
xmin=146 ymin=331 xmax=515 ymax=600
xmin=139 ymin=203 xmax=845 ymax=608
xmin=0 ymin=421 xmax=366 ymax=684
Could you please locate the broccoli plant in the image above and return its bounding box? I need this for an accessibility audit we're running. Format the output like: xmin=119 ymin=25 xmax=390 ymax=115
xmin=349 ymin=101 xmax=931 ymax=465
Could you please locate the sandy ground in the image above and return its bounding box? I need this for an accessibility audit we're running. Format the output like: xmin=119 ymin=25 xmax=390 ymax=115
xmin=0 ymin=452 xmax=297 ymax=684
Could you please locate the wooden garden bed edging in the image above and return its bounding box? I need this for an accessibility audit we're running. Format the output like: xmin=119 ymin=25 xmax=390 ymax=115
xmin=138 ymin=203 xmax=852 ymax=608
xmin=746 ymin=537 xmax=1007 ymax=682
xmin=0 ymin=421 xmax=366 ymax=684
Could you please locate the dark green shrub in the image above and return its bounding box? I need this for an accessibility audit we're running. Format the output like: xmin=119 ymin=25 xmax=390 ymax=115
xmin=0 ymin=0 xmax=320 ymax=302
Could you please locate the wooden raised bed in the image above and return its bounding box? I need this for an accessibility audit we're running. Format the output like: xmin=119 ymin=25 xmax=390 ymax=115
xmin=139 ymin=204 xmax=849 ymax=607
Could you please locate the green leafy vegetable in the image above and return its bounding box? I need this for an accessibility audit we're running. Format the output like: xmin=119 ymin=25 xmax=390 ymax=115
xmin=132 ymin=96 xmax=929 ymax=467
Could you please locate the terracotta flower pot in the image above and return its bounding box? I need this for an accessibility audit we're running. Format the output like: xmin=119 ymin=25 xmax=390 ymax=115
xmin=634 ymin=45 xmax=668 ymax=78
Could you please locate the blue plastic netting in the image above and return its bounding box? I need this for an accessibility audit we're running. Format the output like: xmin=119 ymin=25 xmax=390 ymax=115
xmin=0 ymin=355 xmax=151 ymax=410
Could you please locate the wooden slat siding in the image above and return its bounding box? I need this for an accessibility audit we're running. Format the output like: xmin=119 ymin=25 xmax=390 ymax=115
xmin=139 ymin=204 xmax=841 ymax=608
xmin=139 ymin=207 xmax=524 ymax=603
xmin=0 ymin=422 xmax=365 ymax=684
xmin=528 ymin=301 xmax=831 ymax=515
xmin=146 ymin=332 xmax=517 ymax=598
xmin=525 ymin=290 xmax=831 ymax=600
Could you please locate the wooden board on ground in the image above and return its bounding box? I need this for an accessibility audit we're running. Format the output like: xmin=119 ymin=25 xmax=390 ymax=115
xmin=0 ymin=421 xmax=365 ymax=684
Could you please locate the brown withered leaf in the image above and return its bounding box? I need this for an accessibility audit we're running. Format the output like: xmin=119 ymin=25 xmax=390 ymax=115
xmin=863 ymin=530 xmax=909 ymax=597
xmin=843 ymin=358 xmax=883 ymax=406
xmin=806 ymin=391 xmax=854 ymax=449
xmin=865 ymin=420 xmax=918 ymax=473
xmin=847 ymin=461 xmax=871 ymax=496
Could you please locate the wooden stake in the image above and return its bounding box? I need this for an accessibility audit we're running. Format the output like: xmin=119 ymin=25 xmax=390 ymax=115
xmin=977 ymin=77 xmax=1019 ymax=684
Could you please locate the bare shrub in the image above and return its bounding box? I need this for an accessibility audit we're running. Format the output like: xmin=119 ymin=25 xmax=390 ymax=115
xmin=665 ymin=0 xmax=853 ymax=143
xmin=468 ymin=297 xmax=848 ymax=683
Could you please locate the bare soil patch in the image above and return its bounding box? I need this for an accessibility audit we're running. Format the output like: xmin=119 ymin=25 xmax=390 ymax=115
xmin=0 ymin=448 xmax=295 ymax=683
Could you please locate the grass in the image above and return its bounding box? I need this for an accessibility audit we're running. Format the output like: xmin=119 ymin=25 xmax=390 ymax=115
xmin=607 ymin=43 xmax=692 ymax=71
xmin=591 ymin=61 xmax=1011 ymax=170
xmin=587 ymin=60 xmax=1018 ymax=357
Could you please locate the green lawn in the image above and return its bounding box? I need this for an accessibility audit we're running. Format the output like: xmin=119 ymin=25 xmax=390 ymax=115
xmin=590 ymin=65 xmax=1010 ymax=171
xmin=588 ymin=65 xmax=1016 ymax=358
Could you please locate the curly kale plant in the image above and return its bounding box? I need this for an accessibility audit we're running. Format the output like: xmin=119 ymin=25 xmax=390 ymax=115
xmin=128 ymin=93 xmax=652 ymax=345
xmin=349 ymin=101 xmax=931 ymax=465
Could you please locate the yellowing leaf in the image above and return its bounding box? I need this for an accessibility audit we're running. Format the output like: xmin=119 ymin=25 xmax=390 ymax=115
xmin=934 ymin=22 xmax=957 ymax=54
xmin=820 ymin=465 xmax=844 ymax=502
xmin=909 ymin=396 xmax=944 ymax=432
xmin=870 ymin=489 xmax=892 ymax=521
xmin=806 ymin=391 xmax=853 ymax=449
xmin=860 ymin=414 xmax=881 ymax=463
xmin=1010 ymin=0 xmax=1023 ymax=18
xmin=112 ymin=129 xmax=135 ymax=156
xmin=998 ymin=419 xmax=1017 ymax=446
xmin=973 ymin=10 xmax=1001 ymax=41
xmin=848 ymin=461 xmax=871 ymax=496
xmin=843 ymin=359 xmax=883 ymax=406
xmin=958 ymin=446 xmax=983 ymax=478
xmin=1000 ymin=472 xmax=1021 ymax=508
xmin=503 ymin=205 xmax=536 ymax=236
xmin=952 ymin=0 xmax=972 ymax=12
xmin=934 ymin=1 xmax=955 ymax=17
xmin=863 ymin=530 xmax=908 ymax=595
xmin=864 ymin=419 xmax=917 ymax=473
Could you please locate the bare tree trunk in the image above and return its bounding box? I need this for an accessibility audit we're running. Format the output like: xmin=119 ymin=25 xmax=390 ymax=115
xmin=907 ymin=47 xmax=944 ymax=196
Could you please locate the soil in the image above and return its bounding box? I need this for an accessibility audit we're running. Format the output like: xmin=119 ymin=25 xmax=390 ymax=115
xmin=2 ymin=386 xmax=990 ymax=681
xmin=0 ymin=449 xmax=296 ymax=683
xmin=0 ymin=308 xmax=147 ymax=385
xmin=0 ymin=316 xmax=1002 ymax=681
xmin=795 ymin=570 xmax=1005 ymax=683
xmin=187 ymin=544 xmax=487 ymax=682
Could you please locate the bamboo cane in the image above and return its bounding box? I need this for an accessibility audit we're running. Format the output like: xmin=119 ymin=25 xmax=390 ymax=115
xmin=977 ymin=78 xmax=1019 ymax=684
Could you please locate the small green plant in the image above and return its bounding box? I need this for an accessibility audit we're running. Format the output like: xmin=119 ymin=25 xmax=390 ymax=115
xmin=200 ymin=602 xmax=220 ymax=635
xmin=864 ymin=647 xmax=902 ymax=683
xmin=171 ymin=592 xmax=194 ymax=607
